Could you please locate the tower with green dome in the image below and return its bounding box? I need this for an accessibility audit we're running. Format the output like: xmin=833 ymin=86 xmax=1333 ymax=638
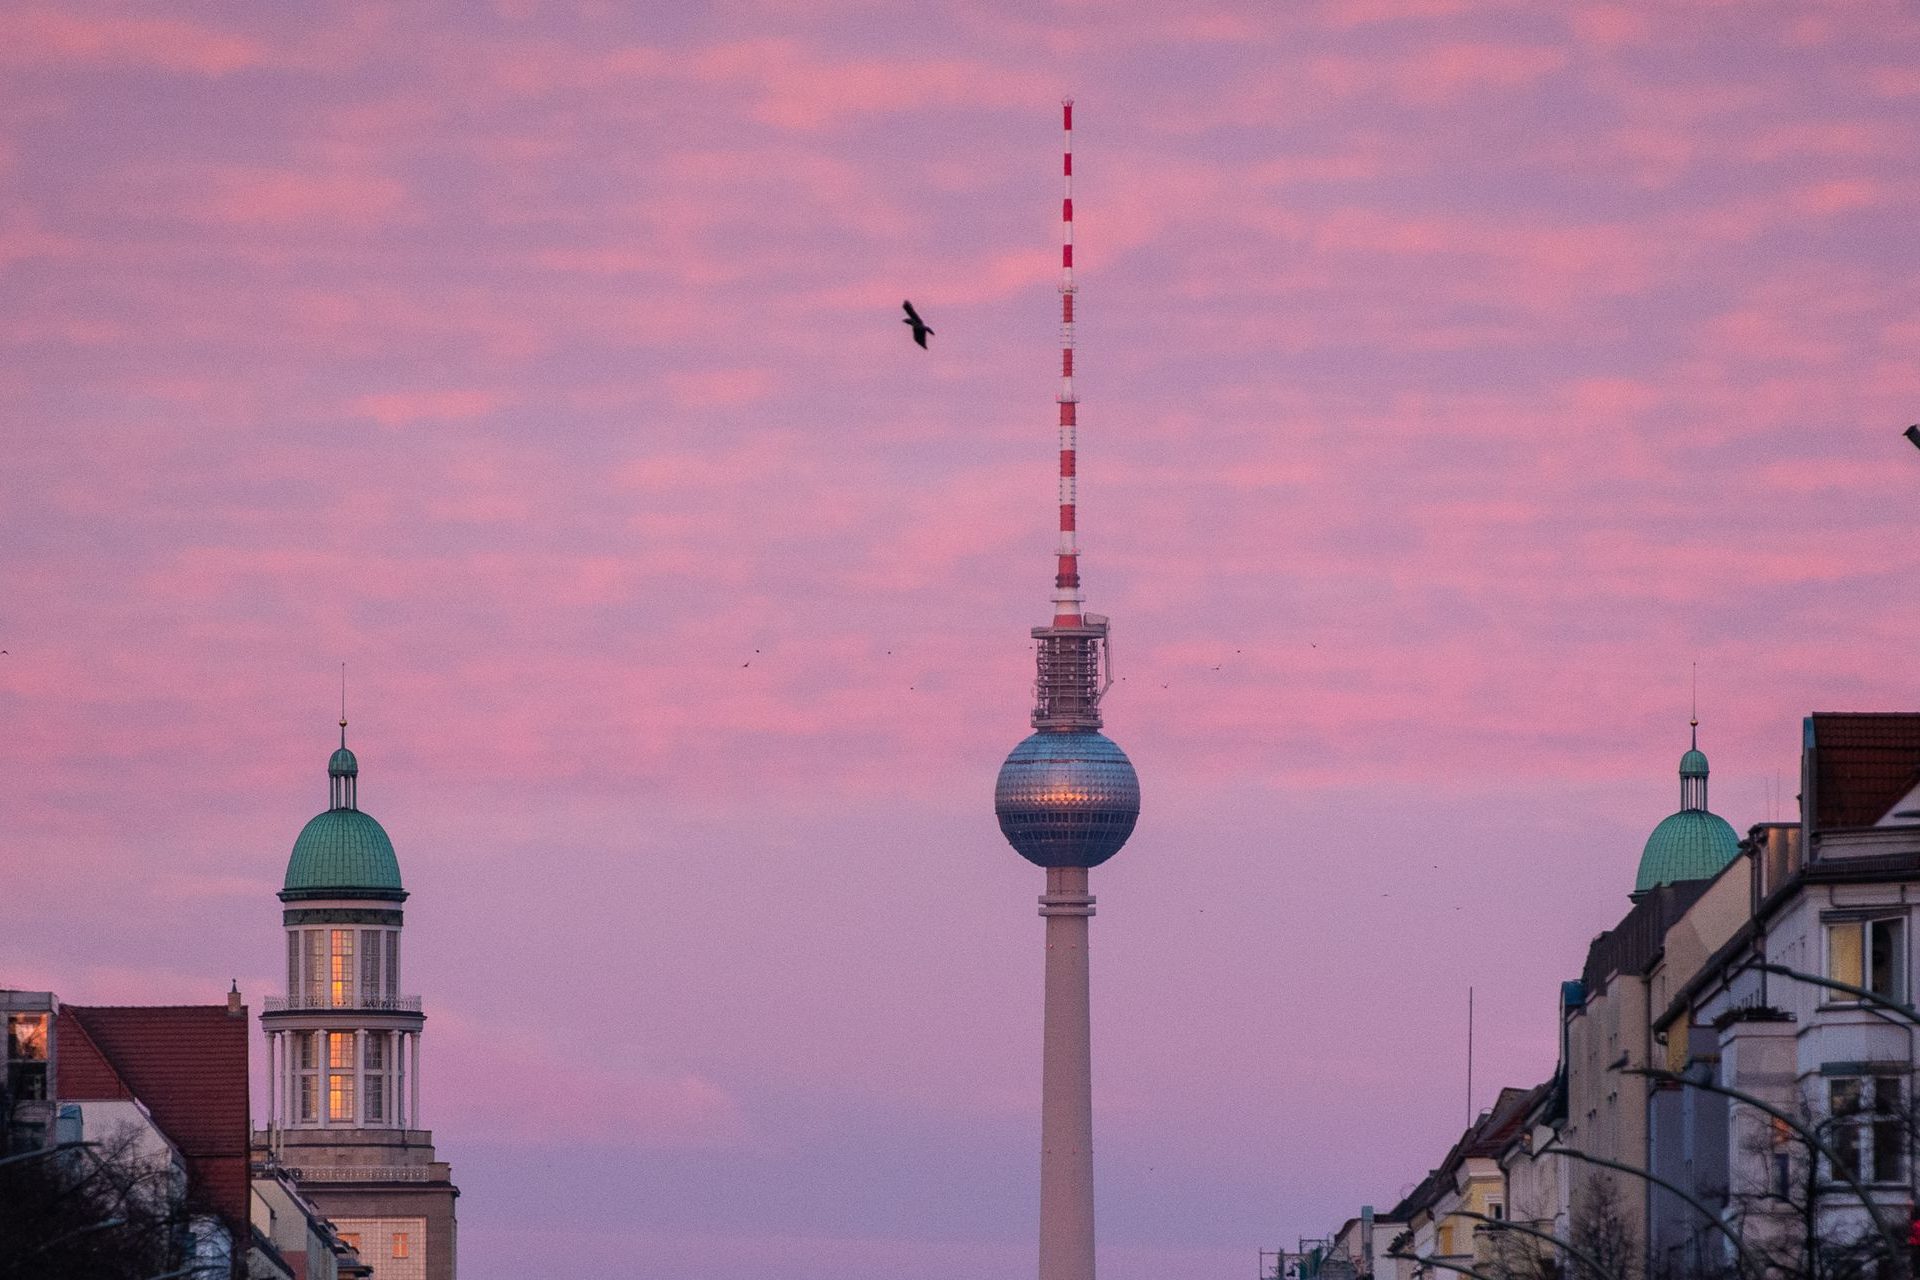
xmin=256 ymin=712 xmax=461 ymax=1279
xmin=1632 ymin=718 xmax=1740 ymax=899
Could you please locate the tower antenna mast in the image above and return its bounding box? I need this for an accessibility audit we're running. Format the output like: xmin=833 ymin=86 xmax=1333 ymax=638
xmin=994 ymin=100 xmax=1142 ymax=1280
xmin=1055 ymin=97 xmax=1081 ymax=628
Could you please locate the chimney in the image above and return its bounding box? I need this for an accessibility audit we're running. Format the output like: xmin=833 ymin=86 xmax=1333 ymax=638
xmin=227 ymin=980 xmax=243 ymax=1017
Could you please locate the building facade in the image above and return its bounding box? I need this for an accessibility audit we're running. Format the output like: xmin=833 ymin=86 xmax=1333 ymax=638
xmin=255 ymin=724 xmax=458 ymax=1280
xmin=1650 ymin=714 xmax=1920 ymax=1277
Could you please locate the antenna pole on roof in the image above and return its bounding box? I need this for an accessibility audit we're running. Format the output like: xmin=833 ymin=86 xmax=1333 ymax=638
xmin=1466 ymin=985 xmax=1474 ymax=1127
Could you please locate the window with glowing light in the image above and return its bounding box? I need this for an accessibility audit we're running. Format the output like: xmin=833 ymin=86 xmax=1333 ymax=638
xmin=328 ymin=1031 xmax=355 ymax=1122
xmin=6 ymin=1013 xmax=48 ymax=1101
xmin=1827 ymin=917 xmax=1906 ymax=1002
xmin=330 ymin=930 xmax=355 ymax=1006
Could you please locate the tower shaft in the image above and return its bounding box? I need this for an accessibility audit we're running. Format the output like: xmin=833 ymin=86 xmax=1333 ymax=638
xmin=1039 ymin=866 xmax=1096 ymax=1280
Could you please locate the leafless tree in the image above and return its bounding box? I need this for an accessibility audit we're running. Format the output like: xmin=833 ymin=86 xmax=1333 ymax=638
xmin=0 ymin=1122 xmax=206 ymax=1280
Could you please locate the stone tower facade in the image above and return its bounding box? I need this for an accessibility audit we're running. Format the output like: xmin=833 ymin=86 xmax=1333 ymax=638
xmin=255 ymin=723 xmax=458 ymax=1280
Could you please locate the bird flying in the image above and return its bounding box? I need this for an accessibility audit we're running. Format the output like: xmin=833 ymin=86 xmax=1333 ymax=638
xmin=902 ymin=300 xmax=933 ymax=348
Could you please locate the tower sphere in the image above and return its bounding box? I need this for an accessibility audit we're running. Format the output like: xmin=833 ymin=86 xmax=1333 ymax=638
xmin=995 ymin=729 xmax=1141 ymax=868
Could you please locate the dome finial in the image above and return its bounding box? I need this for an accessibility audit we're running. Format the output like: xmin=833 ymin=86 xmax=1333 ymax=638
xmin=1681 ymin=660 xmax=1697 ymax=752
xmin=327 ymin=667 xmax=360 ymax=808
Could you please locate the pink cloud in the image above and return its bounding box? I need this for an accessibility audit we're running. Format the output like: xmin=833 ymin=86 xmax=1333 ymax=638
xmin=1308 ymin=41 xmax=1569 ymax=103
xmin=430 ymin=1011 xmax=749 ymax=1148
xmin=199 ymin=166 xmax=410 ymax=228
xmin=349 ymin=390 xmax=505 ymax=427
xmin=1 ymin=9 xmax=269 ymax=75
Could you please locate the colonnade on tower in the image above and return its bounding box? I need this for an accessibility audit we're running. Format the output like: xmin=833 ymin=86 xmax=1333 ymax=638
xmin=254 ymin=718 xmax=460 ymax=1280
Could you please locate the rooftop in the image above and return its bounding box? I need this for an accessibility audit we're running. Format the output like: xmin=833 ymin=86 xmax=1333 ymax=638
xmin=56 ymin=1003 xmax=251 ymax=1230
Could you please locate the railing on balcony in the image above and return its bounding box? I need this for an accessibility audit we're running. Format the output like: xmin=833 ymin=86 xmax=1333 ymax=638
xmin=262 ymin=994 xmax=422 ymax=1013
xmin=292 ymin=1164 xmax=433 ymax=1183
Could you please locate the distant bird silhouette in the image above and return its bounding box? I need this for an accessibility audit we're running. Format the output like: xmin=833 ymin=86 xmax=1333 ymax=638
xmin=902 ymin=300 xmax=933 ymax=349
xmin=1906 ymin=424 xmax=1920 ymax=450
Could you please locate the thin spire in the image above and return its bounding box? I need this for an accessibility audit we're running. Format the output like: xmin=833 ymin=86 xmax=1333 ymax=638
xmin=1690 ymin=661 xmax=1697 ymax=749
xmin=1052 ymin=97 xmax=1082 ymax=627
xmin=340 ymin=662 xmax=348 ymax=748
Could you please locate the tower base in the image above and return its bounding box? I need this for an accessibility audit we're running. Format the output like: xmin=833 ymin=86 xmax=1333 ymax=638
xmin=253 ymin=1128 xmax=458 ymax=1280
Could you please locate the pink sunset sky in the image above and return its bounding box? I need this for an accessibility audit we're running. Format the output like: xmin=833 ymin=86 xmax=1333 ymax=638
xmin=5 ymin=1 xmax=1920 ymax=1275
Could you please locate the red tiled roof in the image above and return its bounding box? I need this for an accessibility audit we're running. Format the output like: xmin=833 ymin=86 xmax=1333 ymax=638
xmin=1810 ymin=713 xmax=1920 ymax=830
xmin=58 ymin=1005 xmax=252 ymax=1231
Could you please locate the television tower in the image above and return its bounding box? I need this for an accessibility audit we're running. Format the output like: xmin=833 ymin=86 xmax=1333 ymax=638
xmin=994 ymin=99 xmax=1141 ymax=1280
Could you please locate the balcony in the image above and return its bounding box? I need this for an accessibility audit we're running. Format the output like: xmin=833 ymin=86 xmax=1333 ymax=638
xmin=293 ymin=1164 xmax=433 ymax=1183
xmin=263 ymin=994 xmax=421 ymax=1013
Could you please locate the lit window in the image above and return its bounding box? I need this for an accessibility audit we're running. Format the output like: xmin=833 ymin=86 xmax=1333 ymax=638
xmin=1828 ymin=918 xmax=1906 ymax=1002
xmin=328 ymin=1031 xmax=356 ymax=1122
xmin=6 ymin=1014 xmax=49 ymax=1101
xmin=329 ymin=1073 xmax=356 ymax=1123
xmin=330 ymin=930 xmax=355 ymax=1006
xmin=338 ymin=1232 xmax=360 ymax=1252
xmin=1829 ymin=1076 xmax=1906 ymax=1184
xmin=329 ymin=1032 xmax=354 ymax=1069
xmin=393 ymin=1232 xmax=410 ymax=1258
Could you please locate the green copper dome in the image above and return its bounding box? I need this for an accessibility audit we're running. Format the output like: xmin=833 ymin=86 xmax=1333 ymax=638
xmin=283 ymin=809 xmax=404 ymax=900
xmin=280 ymin=732 xmax=405 ymax=902
xmin=1634 ymin=809 xmax=1739 ymax=895
xmin=1679 ymin=748 xmax=1709 ymax=778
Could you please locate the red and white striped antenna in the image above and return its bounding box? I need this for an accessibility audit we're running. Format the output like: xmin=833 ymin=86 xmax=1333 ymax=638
xmin=1026 ymin=99 xmax=1109 ymax=732
xmin=1053 ymin=97 xmax=1082 ymax=628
